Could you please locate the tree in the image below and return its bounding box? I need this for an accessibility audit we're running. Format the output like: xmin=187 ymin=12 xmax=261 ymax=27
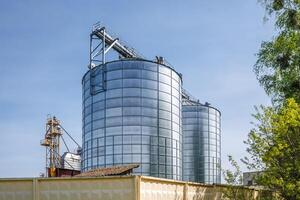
xmin=239 ymin=1 xmax=300 ymax=199
xmin=222 ymin=156 xmax=267 ymax=200
xmin=243 ymin=98 xmax=300 ymax=199
xmin=251 ymin=1 xmax=300 ymax=198
xmin=222 ymin=155 xmax=244 ymax=200
xmin=260 ymin=0 xmax=300 ymax=30
xmin=255 ymin=0 xmax=300 ymax=104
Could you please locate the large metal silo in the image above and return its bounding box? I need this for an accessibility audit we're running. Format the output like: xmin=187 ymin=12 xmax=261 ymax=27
xmin=82 ymin=59 xmax=182 ymax=180
xmin=182 ymin=97 xmax=221 ymax=184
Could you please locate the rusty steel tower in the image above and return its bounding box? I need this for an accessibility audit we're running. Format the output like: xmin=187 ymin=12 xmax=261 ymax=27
xmin=40 ymin=116 xmax=62 ymax=177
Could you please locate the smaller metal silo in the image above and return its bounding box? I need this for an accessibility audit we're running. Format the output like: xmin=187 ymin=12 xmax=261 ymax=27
xmin=182 ymin=91 xmax=221 ymax=184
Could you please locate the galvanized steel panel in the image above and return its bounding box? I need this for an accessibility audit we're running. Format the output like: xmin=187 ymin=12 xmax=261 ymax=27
xmin=61 ymin=152 xmax=81 ymax=171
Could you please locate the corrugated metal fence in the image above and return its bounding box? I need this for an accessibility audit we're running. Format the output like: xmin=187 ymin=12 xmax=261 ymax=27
xmin=0 ymin=176 xmax=265 ymax=200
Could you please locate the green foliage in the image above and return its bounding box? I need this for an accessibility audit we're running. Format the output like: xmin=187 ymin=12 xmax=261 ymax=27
xmin=255 ymin=0 xmax=300 ymax=104
xmin=255 ymin=31 xmax=300 ymax=103
xmin=222 ymin=156 xmax=245 ymax=200
xmin=272 ymin=0 xmax=284 ymax=11
xmin=259 ymin=0 xmax=300 ymax=30
xmin=250 ymin=1 xmax=300 ymax=198
xmin=243 ymin=99 xmax=300 ymax=199
xmin=243 ymin=2 xmax=300 ymax=199
xmin=223 ymin=155 xmax=243 ymax=186
xmin=221 ymin=156 xmax=262 ymax=200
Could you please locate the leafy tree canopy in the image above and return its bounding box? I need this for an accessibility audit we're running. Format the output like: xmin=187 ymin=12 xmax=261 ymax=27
xmin=236 ymin=1 xmax=300 ymax=199
xmin=243 ymin=98 xmax=300 ymax=199
xmin=259 ymin=0 xmax=300 ymax=30
xmin=255 ymin=0 xmax=300 ymax=103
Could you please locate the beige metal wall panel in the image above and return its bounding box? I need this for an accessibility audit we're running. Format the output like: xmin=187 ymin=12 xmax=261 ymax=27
xmin=0 ymin=175 xmax=268 ymax=200
xmin=0 ymin=176 xmax=136 ymax=200
xmin=186 ymin=184 xmax=222 ymax=200
xmin=38 ymin=177 xmax=136 ymax=200
xmin=140 ymin=176 xmax=184 ymax=200
xmin=139 ymin=176 xmax=262 ymax=200
xmin=0 ymin=179 xmax=33 ymax=200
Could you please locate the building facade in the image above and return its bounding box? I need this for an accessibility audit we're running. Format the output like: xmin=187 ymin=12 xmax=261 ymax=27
xmin=182 ymin=98 xmax=221 ymax=184
xmin=82 ymin=59 xmax=183 ymax=180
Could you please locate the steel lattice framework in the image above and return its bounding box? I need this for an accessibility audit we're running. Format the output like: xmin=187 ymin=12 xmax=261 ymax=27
xmin=89 ymin=22 xmax=143 ymax=69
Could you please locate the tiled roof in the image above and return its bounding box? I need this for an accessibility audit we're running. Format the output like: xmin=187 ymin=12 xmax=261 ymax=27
xmin=76 ymin=164 xmax=139 ymax=177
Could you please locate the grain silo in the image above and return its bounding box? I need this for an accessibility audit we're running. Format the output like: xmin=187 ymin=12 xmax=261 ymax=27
xmin=82 ymin=28 xmax=183 ymax=181
xmin=182 ymin=92 xmax=221 ymax=184
xmin=81 ymin=23 xmax=222 ymax=183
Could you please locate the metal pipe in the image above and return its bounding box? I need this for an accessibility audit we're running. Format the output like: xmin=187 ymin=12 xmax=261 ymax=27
xmin=102 ymin=28 xmax=105 ymax=64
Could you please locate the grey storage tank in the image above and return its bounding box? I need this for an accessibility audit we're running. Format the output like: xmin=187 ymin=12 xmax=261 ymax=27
xmin=182 ymin=94 xmax=221 ymax=184
xmin=61 ymin=152 xmax=81 ymax=171
xmin=82 ymin=59 xmax=182 ymax=180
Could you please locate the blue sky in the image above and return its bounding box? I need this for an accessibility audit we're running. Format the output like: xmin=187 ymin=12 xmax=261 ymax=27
xmin=0 ymin=0 xmax=273 ymax=178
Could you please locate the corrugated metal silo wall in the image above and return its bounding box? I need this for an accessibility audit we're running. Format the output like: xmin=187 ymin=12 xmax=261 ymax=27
xmin=82 ymin=60 xmax=183 ymax=180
